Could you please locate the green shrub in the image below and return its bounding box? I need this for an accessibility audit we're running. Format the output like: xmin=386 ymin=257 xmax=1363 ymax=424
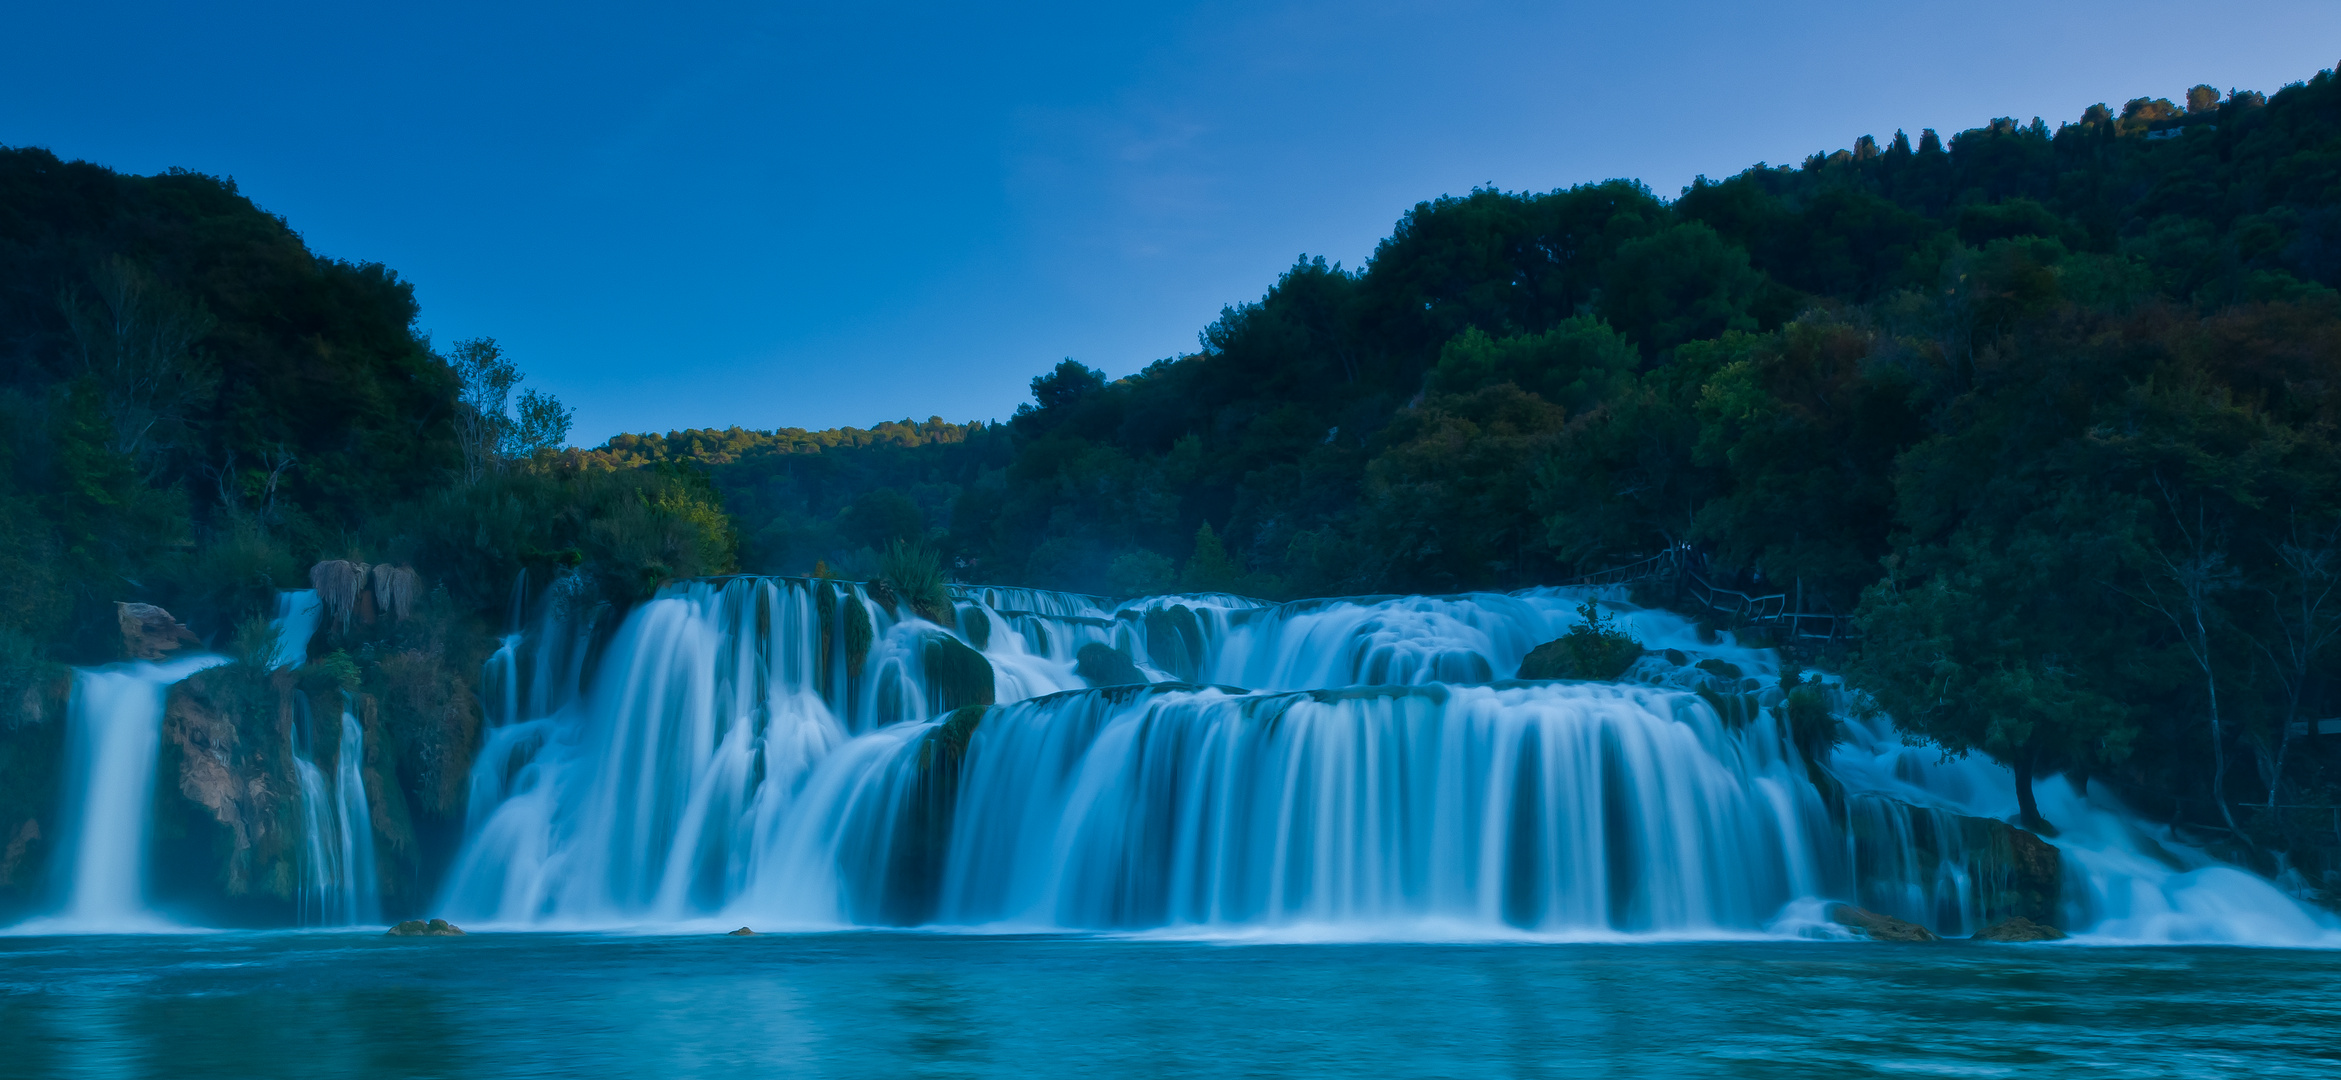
xmin=1517 ymin=601 xmax=1643 ymax=681
xmin=1776 ymin=668 xmax=1842 ymax=762
xmin=880 ymin=540 xmax=952 ymax=624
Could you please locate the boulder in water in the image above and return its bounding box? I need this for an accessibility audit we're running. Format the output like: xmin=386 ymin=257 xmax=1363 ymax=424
xmin=116 ymin=602 xmax=199 ymax=660
xmin=1827 ymin=903 xmax=1939 ymax=942
xmin=1971 ymin=916 xmax=2066 ymax=942
xmin=1518 ymin=604 xmax=1642 ymax=681
xmin=728 ymin=926 xmax=756 ymax=936
xmin=1076 ymin=643 xmax=1148 ymax=687
xmin=1695 ymin=658 xmax=1743 ymax=681
xmin=386 ymin=918 xmax=466 ymax=937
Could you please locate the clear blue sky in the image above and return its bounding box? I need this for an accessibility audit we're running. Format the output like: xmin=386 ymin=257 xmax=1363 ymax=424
xmin=5 ymin=2 xmax=2336 ymax=442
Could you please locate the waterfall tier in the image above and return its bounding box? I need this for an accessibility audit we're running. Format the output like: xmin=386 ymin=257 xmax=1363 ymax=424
xmin=439 ymin=577 xmax=2340 ymax=944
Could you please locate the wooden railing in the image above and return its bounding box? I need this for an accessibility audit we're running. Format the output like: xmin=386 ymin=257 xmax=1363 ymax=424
xmin=1559 ymin=550 xmax=1678 ymax=588
xmin=1566 ymin=548 xmax=1859 ymax=642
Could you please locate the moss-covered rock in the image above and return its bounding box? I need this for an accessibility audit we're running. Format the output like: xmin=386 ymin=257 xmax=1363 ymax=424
xmin=1828 ymin=903 xmax=1939 ymax=942
xmin=959 ymin=606 xmax=991 ymax=650
xmin=1076 ymin=643 xmax=1149 ymax=687
xmin=1989 ymin=821 xmax=2064 ymax=923
xmin=1844 ymin=796 xmax=2064 ymax=929
xmin=1694 ymin=658 xmax=1742 ymax=681
xmin=1517 ymin=602 xmax=1641 ymax=681
xmin=843 ymin=594 xmax=874 ymax=673
xmin=727 ymin=926 xmax=756 ymax=936
xmin=1971 ymin=916 xmax=2066 ymax=942
xmin=921 ymin=634 xmax=996 ymax=713
xmin=386 ymin=918 xmax=465 ymax=937
xmin=1142 ymin=605 xmax=1205 ymax=682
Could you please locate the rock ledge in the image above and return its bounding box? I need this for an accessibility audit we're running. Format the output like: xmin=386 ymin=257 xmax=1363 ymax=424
xmin=1971 ymin=916 xmax=2067 ymax=942
xmin=386 ymin=918 xmax=466 ymax=937
xmin=1827 ymin=903 xmax=1939 ymax=942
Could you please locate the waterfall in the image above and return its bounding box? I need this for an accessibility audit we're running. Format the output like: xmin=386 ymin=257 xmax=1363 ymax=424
xmin=435 ymin=576 xmax=2341 ymax=944
xmin=269 ymin=590 xmax=323 ymax=670
xmin=288 ymin=694 xmax=380 ymax=926
xmin=28 ymin=656 xmax=225 ymax=932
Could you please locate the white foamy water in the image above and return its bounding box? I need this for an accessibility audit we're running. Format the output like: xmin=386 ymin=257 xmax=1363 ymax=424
xmin=12 ymin=655 xmax=225 ymax=934
xmin=427 ymin=577 xmax=2340 ymax=944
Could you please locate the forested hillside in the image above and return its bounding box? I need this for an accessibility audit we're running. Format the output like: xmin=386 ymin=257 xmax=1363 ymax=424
xmin=624 ymin=72 xmax=2341 ymax=846
xmin=0 ymin=149 xmax=736 ymax=916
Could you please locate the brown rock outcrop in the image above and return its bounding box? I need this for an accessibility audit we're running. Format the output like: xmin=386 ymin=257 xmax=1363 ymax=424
xmin=160 ymin=667 xmax=297 ymax=898
xmin=368 ymin=564 xmax=419 ymax=622
xmin=310 ymin=560 xmax=368 ymax=630
xmin=1828 ymin=902 xmax=1940 ymax=942
xmin=117 ymin=602 xmax=199 ymax=660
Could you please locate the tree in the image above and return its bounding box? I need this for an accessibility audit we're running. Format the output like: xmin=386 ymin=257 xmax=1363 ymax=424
xmin=61 ymin=255 xmax=217 ymax=471
xmin=2119 ymin=481 xmax=2244 ymax=835
xmin=1596 ymin=222 xmax=1766 ymax=355
xmin=507 ymin=388 xmax=574 ymax=459
xmin=1853 ymin=521 xmax=2138 ymax=833
xmin=1181 ymin=522 xmax=1244 ymax=594
xmin=2252 ymin=516 xmax=2341 ymax=808
xmin=447 ymin=337 xmax=519 ymax=484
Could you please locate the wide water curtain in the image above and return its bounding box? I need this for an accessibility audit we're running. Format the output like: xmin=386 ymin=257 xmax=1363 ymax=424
xmin=437 ymin=577 xmax=2341 ymax=943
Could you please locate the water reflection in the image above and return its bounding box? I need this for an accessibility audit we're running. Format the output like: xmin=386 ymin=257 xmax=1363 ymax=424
xmin=2 ymin=933 xmax=2338 ymax=1079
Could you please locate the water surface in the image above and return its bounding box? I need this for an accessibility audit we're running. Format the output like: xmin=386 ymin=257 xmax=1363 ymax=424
xmin=5 ymin=932 xmax=2336 ymax=1078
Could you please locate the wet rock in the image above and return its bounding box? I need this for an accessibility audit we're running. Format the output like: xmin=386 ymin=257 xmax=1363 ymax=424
xmin=1975 ymin=815 xmax=2069 ymax=918
xmin=1662 ymin=649 xmax=1688 ymax=667
xmin=386 ymin=918 xmax=465 ymax=937
xmin=1844 ymin=797 xmax=2066 ymax=927
xmin=1076 ymin=643 xmax=1148 ymax=687
xmin=958 ymin=607 xmax=992 ymax=650
xmin=1694 ymin=658 xmax=1742 ymax=681
xmin=921 ymin=633 xmax=997 ymax=711
xmin=728 ymin=927 xmax=756 ymax=936
xmin=1827 ymin=903 xmax=1939 ymax=942
xmin=1142 ymin=605 xmax=1206 ymax=682
xmin=116 ymin=602 xmax=199 ymax=660
xmin=162 ymin=669 xmax=278 ymax=897
xmin=1517 ymin=637 xmax=1641 ymax=681
xmin=1971 ymin=916 xmax=2067 ymax=942
xmin=0 ymin=819 xmax=41 ymax=890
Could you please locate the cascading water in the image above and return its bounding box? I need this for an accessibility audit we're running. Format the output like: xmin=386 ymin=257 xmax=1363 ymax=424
xmin=270 ymin=590 xmax=324 ymax=669
xmin=260 ymin=590 xmax=385 ymax=927
xmin=288 ymin=694 xmax=380 ymax=926
xmin=439 ymin=575 xmax=2341 ymax=944
xmin=25 ymin=655 xmax=226 ymax=933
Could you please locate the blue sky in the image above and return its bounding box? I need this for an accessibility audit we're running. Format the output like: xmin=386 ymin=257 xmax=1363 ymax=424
xmin=5 ymin=1 xmax=2336 ymax=442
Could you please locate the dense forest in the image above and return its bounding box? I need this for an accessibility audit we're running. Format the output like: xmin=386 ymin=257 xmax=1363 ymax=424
xmin=611 ymin=72 xmax=2341 ymax=857
xmin=5 ymin=67 xmax=2341 ymax=916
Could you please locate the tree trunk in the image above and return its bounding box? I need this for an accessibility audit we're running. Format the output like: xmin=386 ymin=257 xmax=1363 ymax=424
xmin=2204 ymin=666 xmax=2243 ymax=838
xmin=2013 ymin=752 xmax=2047 ymax=834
